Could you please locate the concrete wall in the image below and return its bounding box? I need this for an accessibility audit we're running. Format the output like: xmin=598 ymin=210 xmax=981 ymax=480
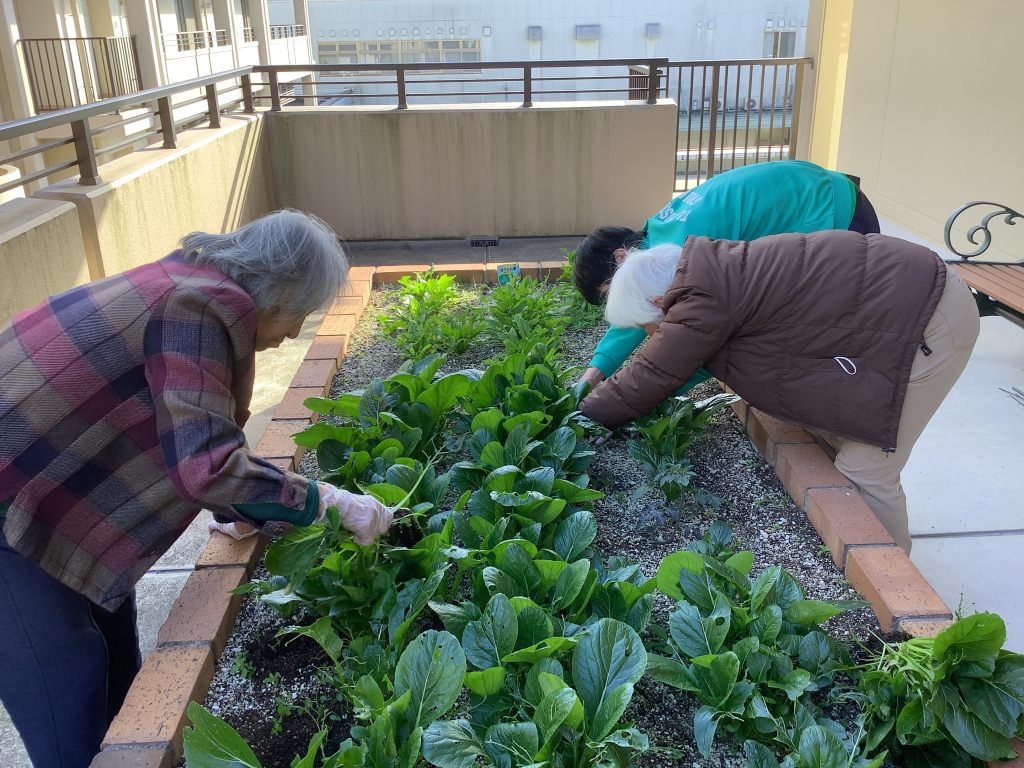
xmin=0 ymin=198 xmax=91 ymax=324
xmin=266 ymin=100 xmax=678 ymax=240
xmin=35 ymin=114 xmax=276 ymax=278
xmin=829 ymin=0 xmax=1024 ymax=259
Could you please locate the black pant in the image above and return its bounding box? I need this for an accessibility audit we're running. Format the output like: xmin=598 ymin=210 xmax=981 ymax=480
xmin=0 ymin=530 xmax=141 ymax=768
xmin=845 ymin=174 xmax=881 ymax=234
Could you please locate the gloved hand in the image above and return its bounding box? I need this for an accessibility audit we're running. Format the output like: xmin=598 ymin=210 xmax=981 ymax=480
xmin=317 ymin=483 xmax=393 ymax=546
xmin=208 ymin=520 xmax=258 ymax=540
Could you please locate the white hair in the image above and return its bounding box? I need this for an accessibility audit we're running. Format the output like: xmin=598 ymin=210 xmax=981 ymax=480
xmin=604 ymin=243 xmax=682 ymax=328
xmin=180 ymin=209 xmax=349 ymax=317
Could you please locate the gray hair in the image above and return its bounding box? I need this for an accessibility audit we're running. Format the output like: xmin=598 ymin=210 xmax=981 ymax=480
xmin=180 ymin=209 xmax=349 ymax=317
xmin=604 ymin=243 xmax=682 ymax=328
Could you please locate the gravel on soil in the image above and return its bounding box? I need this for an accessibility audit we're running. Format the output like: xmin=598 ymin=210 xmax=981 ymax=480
xmin=201 ymin=285 xmax=899 ymax=768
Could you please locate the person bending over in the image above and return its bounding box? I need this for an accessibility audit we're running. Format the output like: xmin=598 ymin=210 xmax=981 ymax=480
xmin=580 ymin=233 xmax=979 ymax=553
xmin=574 ymin=160 xmax=881 ymax=393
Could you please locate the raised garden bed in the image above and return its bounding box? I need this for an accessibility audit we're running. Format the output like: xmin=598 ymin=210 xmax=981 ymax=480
xmin=99 ymin=264 xmax=1024 ymax=768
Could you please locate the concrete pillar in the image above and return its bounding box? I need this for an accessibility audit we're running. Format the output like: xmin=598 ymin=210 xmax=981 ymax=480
xmin=211 ymin=0 xmax=239 ymax=65
xmin=291 ymin=0 xmax=307 ymax=30
xmin=249 ymin=0 xmax=271 ymax=65
xmin=123 ymin=0 xmax=164 ymax=87
xmin=0 ymin=0 xmax=47 ymax=186
xmin=805 ymin=0 xmax=854 ymax=170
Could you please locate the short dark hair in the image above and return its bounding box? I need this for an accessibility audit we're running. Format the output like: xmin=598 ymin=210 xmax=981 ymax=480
xmin=573 ymin=226 xmax=645 ymax=305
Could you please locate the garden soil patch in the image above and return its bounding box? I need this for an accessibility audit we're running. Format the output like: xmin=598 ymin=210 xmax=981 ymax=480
xmin=201 ymin=285 xmax=900 ymax=767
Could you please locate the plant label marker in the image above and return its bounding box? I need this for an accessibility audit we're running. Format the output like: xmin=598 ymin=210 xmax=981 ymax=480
xmin=496 ymin=263 xmax=521 ymax=284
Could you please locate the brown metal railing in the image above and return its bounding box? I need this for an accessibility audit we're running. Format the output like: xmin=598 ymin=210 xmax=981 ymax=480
xmin=242 ymin=27 xmax=256 ymax=43
xmin=0 ymin=67 xmax=253 ymax=196
xmin=252 ymin=58 xmax=668 ymax=109
xmin=161 ymin=29 xmax=230 ymax=53
xmin=18 ymin=36 xmax=142 ymax=112
xmin=663 ymin=58 xmax=813 ymax=190
xmin=270 ymin=25 xmax=306 ymax=40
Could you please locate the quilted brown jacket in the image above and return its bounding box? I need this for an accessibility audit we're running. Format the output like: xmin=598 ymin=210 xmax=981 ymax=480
xmin=580 ymin=230 xmax=947 ymax=449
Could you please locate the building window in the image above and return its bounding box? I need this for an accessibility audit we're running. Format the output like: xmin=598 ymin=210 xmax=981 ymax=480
xmin=575 ymin=25 xmax=600 ymax=40
xmin=318 ymin=41 xmax=359 ymax=72
xmin=763 ymin=30 xmax=796 ymax=58
xmin=483 ymin=26 xmax=491 ymax=36
xmin=527 ymin=26 xmax=542 ymax=41
xmin=645 ymin=23 xmax=660 ymax=39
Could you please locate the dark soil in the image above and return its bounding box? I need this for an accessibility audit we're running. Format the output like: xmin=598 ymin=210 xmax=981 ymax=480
xmin=202 ymin=285 xmax=902 ymax=767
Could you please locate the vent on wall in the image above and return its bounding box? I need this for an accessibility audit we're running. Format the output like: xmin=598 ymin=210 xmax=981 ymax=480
xmin=528 ymin=25 xmax=542 ymax=41
xmin=575 ymin=24 xmax=600 ymax=40
xmin=645 ymin=23 xmax=661 ymax=39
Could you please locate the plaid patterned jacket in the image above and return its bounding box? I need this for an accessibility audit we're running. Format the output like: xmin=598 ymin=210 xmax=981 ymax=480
xmin=0 ymin=255 xmax=314 ymax=610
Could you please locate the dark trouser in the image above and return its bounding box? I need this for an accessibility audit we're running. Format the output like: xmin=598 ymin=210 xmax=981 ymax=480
xmin=0 ymin=529 xmax=141 ymax=768
xmin=845 ymin=174 xmax=882 ymax=234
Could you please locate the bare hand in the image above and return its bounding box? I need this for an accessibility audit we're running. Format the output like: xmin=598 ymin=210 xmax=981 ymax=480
xmin=579 ymin=367 xmax=605 ymax=391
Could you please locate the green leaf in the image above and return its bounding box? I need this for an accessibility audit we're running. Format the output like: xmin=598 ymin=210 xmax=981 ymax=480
xmin=699 ymin=651 xmax=740 ymax=708
xmin=742 ymin=740 xmax=781 ymax=768
xmin=463 ymin=594 xmax=518 ymax=669
xmin=749 ymin=605 xmax=783 ymax=645
xmin=354 ymin=675 xmax=385 ymax=713
xmin=183 ymin=702 xmax=262 ymax=768
xmin=693 ymin=705 xmax=719 ymax=757
xmin=515 ymin=606 xmax=554 ymax=650
xmin=534 ymin=559 xmax=568 ymax=594
xmin=483 ymin=722 xmax=540 ymax=768
xmin=422 ymin=719 xmax=486 ymax=768
xmin=484 ymin=566 xmax=525 ymax=598
xmin=669 ymin=595 xmax=731 ymax=659
xmin=464 ymin=667 xmax=507 ymax=696
xmin=399 ymin=727 xmax=423 ymax=768
xmin=933 ymin=612 xmax=1007 ymax=662
xmin=943 ymin=702 xmax=1015 ymax=761
xmin=534 ymin=686 xmax=578 ymax=745
xmin=725 ymin=550 xmax=754 ymax=576
xmin=263 ymin=526 xmax=327 ymax=586
xmin=784 ymin=599 xmax=867 ymax=626
xmin=589 ymin=683 xmax=634 ymax=741
xmin=472 ymin=410 xmax=504 ymax=434
xmin=484 ymin=465 xmax=523 ymax=493
xmin=292 ymin=730 xmax=327 ymax=768
xmin=644 ymin=653 xmax=700 ymax=691
xmin=280 ymin=617 xmax=344 ymax=665
xmin=480 ymin=441 xmax=506 ymax=468
xmin=372 ymin=438 xmax=405 ymax=459
xmin=553 ymin=512 xmax=598 ymax=562
xmin=572 ymin=619 xmax=647 ymax=724
xmin=656 ymin=551 xmax=704 ymax=600
xmin=418 ymin=374 xmax=472 ymax=417
xmin=394 ymin=630 xmax=467 ymax=730
xmin=767 ymin=669 xmax=814 ymax=702
xmin=503 ymin=543 xmax=542 ymax=595
xmin=797 ymin=726 xmax=847 ymax=768
xmin=365 ymin=482 xmax=410 ymax=506
xmin=502 ymin=636 xmax=578 ymax=664
xmin=429 ymin=601 xmax=482 ymax=642
xmin=798 ymin=631 xmax=833 ymax=675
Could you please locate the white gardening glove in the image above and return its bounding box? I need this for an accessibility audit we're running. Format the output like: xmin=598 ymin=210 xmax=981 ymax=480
xmin=317 ymin=483 xmax=394 ymax=546
xmin=208 ymin=520 xmax=259 ymax=540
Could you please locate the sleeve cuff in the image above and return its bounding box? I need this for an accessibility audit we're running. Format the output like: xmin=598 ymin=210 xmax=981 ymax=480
xmin=589 ymin=352 xmax=619 ymax=378
xmin=231 ymin=478 xmax=320 ymax=527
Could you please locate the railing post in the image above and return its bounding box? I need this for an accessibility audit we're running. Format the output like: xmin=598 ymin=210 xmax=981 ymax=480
xmin=101 ymin=38 xmax=117 ymax=98
xmin=205 ymin=83 xmax=221 ymax=128
xmin=788 ymin=62 xmax=805 ymax=160
xmin=523 ymin=66 xmax=532 ymax=107
xmin=71 ymin=118 xmax=102 ymax=185
xmin=396 ymin=67 xmax=407 ymax=109
xmin=241 ymin=73 xmax=255 ymax=113
xmin=707 ymin=65 xmax=720 ymax=180
xmin=647 ymin=59 xmax=658 ymax=104
xmin=268 ymin=68 xmax=281 ymax=111
xmin=157 ymin=95 xmax=177 ymax=148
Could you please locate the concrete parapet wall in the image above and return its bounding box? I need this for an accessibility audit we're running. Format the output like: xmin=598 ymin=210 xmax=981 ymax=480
xmin=0 ymin=197 xmax=90 ymax=325
xmin=34 ymin=114 xmax=275 ymax=279
xmin=265 ymin=101 xmax=679 ymax=241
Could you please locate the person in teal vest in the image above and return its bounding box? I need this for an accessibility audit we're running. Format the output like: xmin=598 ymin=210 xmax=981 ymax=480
xmin=575 ymin=159 xmax=880 ymax=392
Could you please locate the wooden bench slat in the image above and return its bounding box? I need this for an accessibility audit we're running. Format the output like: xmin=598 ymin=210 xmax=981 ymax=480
xmin=974 ymin=265 xmax=1024 ymax=293
xmin=951 ymin=264 xmax=1024 ymax=315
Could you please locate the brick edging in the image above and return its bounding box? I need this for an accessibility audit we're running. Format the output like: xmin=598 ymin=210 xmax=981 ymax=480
xmin=94 ymin=262 xmax=572 ymax=766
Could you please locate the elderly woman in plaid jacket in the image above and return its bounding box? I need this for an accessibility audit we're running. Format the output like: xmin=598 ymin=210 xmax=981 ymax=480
xmin=0 ymin=209 xmax=392 ymax=768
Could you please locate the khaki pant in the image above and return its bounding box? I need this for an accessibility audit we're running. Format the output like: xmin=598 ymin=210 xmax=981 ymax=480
xmin=808 ymin=267 xmax=980 ymax=553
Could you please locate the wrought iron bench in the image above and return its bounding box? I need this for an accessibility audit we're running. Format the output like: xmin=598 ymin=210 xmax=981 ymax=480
xmin=944 ymin=202 xmax=1024 ymax=329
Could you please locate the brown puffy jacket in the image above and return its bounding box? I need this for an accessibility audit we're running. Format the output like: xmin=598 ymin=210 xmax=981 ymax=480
xmin=580 ymin=230 xmax=947 ymax=449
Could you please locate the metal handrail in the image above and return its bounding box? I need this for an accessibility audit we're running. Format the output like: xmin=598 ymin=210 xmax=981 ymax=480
xmin=0 ymin=67 xmax=254 ymax=195
xmin=17 ymin=35 xmax=142 ymax=112
xmin=269 ymin=25 xmax=306 ymax=40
